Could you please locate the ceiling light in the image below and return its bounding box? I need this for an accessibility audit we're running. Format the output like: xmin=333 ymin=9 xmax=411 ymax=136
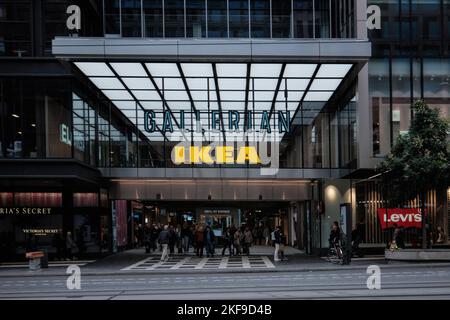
xmin=12 ymin=113 xmax=20 ymax=118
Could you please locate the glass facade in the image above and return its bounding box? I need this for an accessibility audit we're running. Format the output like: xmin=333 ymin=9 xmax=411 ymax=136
xmin=102 ymin=0 xmax=355 ymax=39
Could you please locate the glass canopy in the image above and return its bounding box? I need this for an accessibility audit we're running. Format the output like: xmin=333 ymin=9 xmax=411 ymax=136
xmin=74 ymin=62 xmax=353 ymax=142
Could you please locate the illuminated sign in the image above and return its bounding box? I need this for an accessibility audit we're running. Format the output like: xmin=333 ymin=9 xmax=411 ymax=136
xmin=144 ymin=110 xmax=291 ymax=134
xmin=23 ymin=228 xmax=59 ymax=236
xmin=377 ymin=208 xmax=424 ymax=229
xmin=0 ymin=207 xmax=53 ymax=215
xmin=60 ymin=124 xmax=72 ymax=145
xmin=173 ymin=146 xmax=261 ymax=165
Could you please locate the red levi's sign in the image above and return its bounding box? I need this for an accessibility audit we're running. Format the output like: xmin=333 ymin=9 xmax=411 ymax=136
xmin=377 ymin=208 xmax=425 ymax=229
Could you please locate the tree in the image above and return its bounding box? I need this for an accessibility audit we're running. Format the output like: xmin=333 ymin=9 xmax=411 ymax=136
xmin=378 ymin=100 xmax=450 ymax=249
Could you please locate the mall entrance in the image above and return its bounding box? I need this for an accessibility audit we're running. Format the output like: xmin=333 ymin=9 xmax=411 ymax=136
xmin=128 ymin=200 xmax=292 ymax=247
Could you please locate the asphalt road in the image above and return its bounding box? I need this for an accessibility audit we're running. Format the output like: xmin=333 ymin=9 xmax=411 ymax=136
xmin=0 ymin=265 xmax=449 ymax=300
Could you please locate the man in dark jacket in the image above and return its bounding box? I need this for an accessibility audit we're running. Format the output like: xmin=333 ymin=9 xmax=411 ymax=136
xmin=158 ymin=225 xmax=170 ymax=262
xmin=204 ymin=226 xmax=216 ymax=257
xmin=221 ymin=227 xmax=233 ymax=257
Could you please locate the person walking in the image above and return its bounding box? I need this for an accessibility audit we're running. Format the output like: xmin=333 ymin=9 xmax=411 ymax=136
xmin=194 ymin=225 xmax=205 ymax=257
xmin=221 ymin=227 xmax=233 ymax=257
xmin=158 ymin=225 xmax=170 ymax=262
xmin=243 ymin=228 xmax=253 ymax=256
xmin=263 ymin=225 xmax=270 ymax=246
xmin=393 ymin=223 xmax=405 ymax=249
xmin=168 ymin=225 xmax=176 ymax=255
xmin=181 ymin=223 xmax=191 ymax=253
xmin=273 ymin=226 xmax=282 ymax=262
xmin=65 ymin=231 xmax=76 ymax=261
xmin=233 ymin=229 xmax=242 ymax=256
xmin=204 ymin=226 xmax=216 ymax=257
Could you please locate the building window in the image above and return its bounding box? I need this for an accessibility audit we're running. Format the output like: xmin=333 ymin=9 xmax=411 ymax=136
xmin=370 ymin=59 xmax=390 ymax=157
xmin=250 ymin=0 xmax=270 ymax=38
xmin=104 ymin=0 xmax=121 ymax=35
xmin=272 ymin=0 xmax=292 ymax=38
xmin=144 ymin=0 xmax=163 ymax=37
xmin=229 ymin=0 xmax=249 ymax=38
xmin=293 ymin=0 xmax=313 ymax=38
xmin=208 ymin=0 xmax=228 ymax=37
xmin=165 ymin=0 xmax=185 ymax=37
xmin=186 ymin=0 xmax=206 ymax=38
xmin=121 ymin=0 xmax=142 ymax=37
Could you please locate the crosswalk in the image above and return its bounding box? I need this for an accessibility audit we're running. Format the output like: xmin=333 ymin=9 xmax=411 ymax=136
xmin=122 ymin=256 xmax=275 ymax=271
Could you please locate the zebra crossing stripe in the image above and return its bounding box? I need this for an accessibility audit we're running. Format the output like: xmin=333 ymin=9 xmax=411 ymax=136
xmin=194 ymin=258 xmax=209 ymax=269
xmin=219 ymin=256 xmax=229 ymax=269
xmin=171 ymin=257 xmax=191 ymax=269
xmin=242 ymin=256 xmax=251 ymax=268
xmin=261 ymin=256 xmax=276 ymax=268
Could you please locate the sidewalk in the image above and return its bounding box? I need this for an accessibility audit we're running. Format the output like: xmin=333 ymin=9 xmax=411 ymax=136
xmin=1 ymin=246 xmax=449 ymax=277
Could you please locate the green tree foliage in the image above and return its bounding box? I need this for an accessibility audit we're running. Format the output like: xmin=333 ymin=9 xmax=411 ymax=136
xmin=378 ymin=100 xmax=450 ymax=247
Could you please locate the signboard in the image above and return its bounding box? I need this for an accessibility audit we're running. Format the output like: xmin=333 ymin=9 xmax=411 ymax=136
xmin=340 ymin=205 xmax=348 ymax=235
xmin=377 ymin=208 xmax=424 ymax=230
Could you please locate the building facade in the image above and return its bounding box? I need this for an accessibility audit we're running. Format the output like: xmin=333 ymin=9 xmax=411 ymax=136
xmin=0 ymin=0 xmax=449 ymax=260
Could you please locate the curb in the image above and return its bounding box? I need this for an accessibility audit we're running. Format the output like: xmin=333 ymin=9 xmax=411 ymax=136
xmin=1 ymin=261 xmax=450 ymax=278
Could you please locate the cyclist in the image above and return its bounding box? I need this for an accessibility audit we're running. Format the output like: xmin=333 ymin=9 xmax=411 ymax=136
xmin=328 ymin=221 xmax=341 ymax=248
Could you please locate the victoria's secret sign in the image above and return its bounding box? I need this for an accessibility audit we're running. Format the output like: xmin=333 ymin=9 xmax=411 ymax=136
xmin=377 ymin=208 xmax=424 ymax=229
xmin=0 ymin=207 xmax=53 ymax=215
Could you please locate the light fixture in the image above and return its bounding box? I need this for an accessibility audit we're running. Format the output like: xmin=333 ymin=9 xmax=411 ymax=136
xmin=17 ymin=131 xmax=22 ymax=135
xmin=31 ymin=123 xmax=36 ymax=127
xmin=12 ymin=113 xmax=19 ymax=118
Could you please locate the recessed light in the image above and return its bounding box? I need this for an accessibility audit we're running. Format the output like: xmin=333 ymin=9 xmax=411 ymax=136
xmin=17 ymin=131 xmax=22 ymax=135
xmin=31 ymin=123 xmax=36 ymax=127
xmin=12 ymin=113 xmax=19 ymax=118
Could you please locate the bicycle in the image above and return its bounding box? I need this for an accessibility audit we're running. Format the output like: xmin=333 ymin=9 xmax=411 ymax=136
xmin=327 ymin=240 xmax=344 ymax=265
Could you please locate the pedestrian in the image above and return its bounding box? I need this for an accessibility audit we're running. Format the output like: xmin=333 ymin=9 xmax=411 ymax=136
xmin=263 ymin=225 xmax=270 ymax=246
xmin=181 ymin=223 xmax=191 ymax=253
xmin=435 ymin=226 xmax=446 ymax=244
xmin=257 ymin=226 xmax=263 ymax=245
xmin=176 ymin=224 xmax=183 ymax=254
xmin=279 ymin=232 xmax=287 ymax=261
xmin=168 ymin=225 xmax=176 ymax=255
xmin=158 ymin=225 xmax=170 ymax=262
xmin=221 ymin=227 xmax=233 ymax=257
xmin=204 ymin=226 xmax=216 ymax=257
xmin=150 ymin=224 xmax=159 ymax=252
xmin=243 ymin=228 xmax=253 ymax=255
xmin=65 ymin=231 xmax=76 ymax=260
xmin=273 ymin=226 xmax=282 ymax=262
xmin=393 ymin=223 xmax=405 ymax=249
xmin=233 ymin=229 xmax=242 ymax=255
xmin=194 ymin=225 xmax=205 ymax=257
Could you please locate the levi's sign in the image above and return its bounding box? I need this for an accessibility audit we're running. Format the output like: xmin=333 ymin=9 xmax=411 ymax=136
xmin=376 ymin=208 xmax=424 ymax=230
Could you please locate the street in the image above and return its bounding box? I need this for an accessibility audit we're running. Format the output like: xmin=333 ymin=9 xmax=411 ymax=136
xmin=1 ymin=265 xmax=450 ymax=300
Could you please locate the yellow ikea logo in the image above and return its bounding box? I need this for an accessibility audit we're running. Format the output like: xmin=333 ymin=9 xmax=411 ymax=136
xmin=172 ymin=146 xmax=261 ymax=165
